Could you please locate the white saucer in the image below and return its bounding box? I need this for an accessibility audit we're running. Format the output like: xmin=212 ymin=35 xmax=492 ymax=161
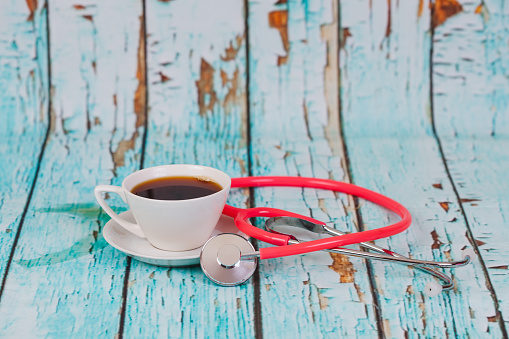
xmin=103 ymin=210 xmax=247 ymax=267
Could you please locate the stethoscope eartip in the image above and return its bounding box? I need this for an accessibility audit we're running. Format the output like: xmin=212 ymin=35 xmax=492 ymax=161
xmin=200 ymin=233 xmax=258 ymax=287
xmin=424 ymin=281 xmax=443 ymax=297
xmin=461 ymin=248 xmax=476 ymax=263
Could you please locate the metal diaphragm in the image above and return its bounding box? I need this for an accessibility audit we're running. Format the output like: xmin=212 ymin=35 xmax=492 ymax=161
xmin=200 ymin=233 xmax=257 ymax=286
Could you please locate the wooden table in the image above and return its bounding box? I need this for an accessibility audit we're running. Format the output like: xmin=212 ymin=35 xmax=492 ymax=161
xmin=1 ymin=0 xmax=508 ymax=337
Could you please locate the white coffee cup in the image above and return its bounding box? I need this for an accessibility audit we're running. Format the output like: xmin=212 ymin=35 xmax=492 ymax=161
xmin=94 ymin=164 xmax=231 ymax=251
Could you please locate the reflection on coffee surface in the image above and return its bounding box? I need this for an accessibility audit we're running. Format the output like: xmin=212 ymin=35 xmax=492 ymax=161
xmin=131 ymin=176 xmax=222 ymax=200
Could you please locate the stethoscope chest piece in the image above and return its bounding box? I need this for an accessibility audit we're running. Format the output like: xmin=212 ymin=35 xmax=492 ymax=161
xmin=200 ymin=233 xmax=258 ymax=286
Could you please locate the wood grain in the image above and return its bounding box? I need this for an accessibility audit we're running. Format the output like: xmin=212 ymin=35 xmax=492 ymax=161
xmin=0 ymin=0 xmax=48 ymax=283
xmin=0 ymin=0 xmax=144 ymax=336
xmin=433 ymin=0 xmax=509 ymax=330
xmin=340 ymin=0 xmax=503 ymax=337
xmin=122 ymin=0 xmax=254 ymax=337
xmin=247 ymin=0 xmax=379 ymax=336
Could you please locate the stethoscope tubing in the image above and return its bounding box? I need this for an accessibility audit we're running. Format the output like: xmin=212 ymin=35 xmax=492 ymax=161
xmin=225 ymin=176 xmax=412 ymax=260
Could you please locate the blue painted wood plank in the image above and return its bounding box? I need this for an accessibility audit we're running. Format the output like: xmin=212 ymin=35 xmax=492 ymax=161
xmin=247 ymin=0 xmax=379 ymax=336
xmin=123 ymin=1 xmax=254 ymax=337
xmin=433 ymin=0 xmax=509 ymax=330
xmin=340 ymin=0 xmax=503 ymax=337
xmin=0 ymin=0 xmax=145 ymax=336
xmin=0 ymin=1 xmax=48 ymax=281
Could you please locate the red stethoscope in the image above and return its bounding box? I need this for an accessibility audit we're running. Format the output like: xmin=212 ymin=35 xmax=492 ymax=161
xmin=200 ymin=176 xmax=474 ymax=296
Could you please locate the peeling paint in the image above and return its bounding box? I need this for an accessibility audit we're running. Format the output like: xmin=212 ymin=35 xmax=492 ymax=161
xmin=159 ymin=72 xmax=171 ymax=83
xmin=113 ymin=15 xmax=145 ymax=170
xmin=439 ymin=201 xmax=450 ymax=212
xmin=460 ymin=198 xmax=480 ymax=203
xmin=26 ymin=0 xmax=37 ymax=21
xmin=196 ymin=59 xmax=217 ymax=116
xmin=418 ymin=0 xmax=424 ymax=18
xmin=328 ymin=253 xmax=355 ymax=283
xmin=268 ymin=10 xmax=289 ymax=65
xmin=223 ymin=68 xmax=240 ymax=115
xmin=340 ymin=28 xmax=352 ymax=50
xmin=385 ymin=0 xmax=392 ymax=38
xmin=430 ymin=230 xmax=443 ymax=249
xmin=221 ymin=35 xmax=243 ymax=62
xmin=134 ymin=15 xmax=146 ymax=129
xmin=431 ymin=0 xmax=463 ymax=29
xmin=317 ymin=291 xmax=329 ymax=310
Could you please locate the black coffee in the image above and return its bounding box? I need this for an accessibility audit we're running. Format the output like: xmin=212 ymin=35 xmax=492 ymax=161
xmin=131 ymin=176 xmax=222 ymax=200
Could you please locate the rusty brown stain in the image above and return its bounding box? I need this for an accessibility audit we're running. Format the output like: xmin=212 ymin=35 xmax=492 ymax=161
xmin=275 ymin=0 xmax=287 ymax=4
xmin=340 ymin=28 xmax=352 ymax=50
xmin=159 ymin=72 xmax=171 ymax=83
xmin=149 ymin=271 xmax=155 ymax=279
xmin=439 ymin=201 xmax=450 ymax=212
xmin=92 ymin=61 xmax=96 ymax=73
xmin=113 ymin=139 xmax=136 ymax=168
xmin=6 ymin=229 xmax=12 ymax=233
xmin=406 ymin=285 xmax=414 ymax=294
xmin=265 ymin=284 xmax=271 ymax=291
xmin=475 ymin=3 xmax=483 ymax=14
xmin=83 ymin=15 xmax=93 ymax=22
xmin=317 ymin=292 xmax=329 ymax=310
xmin=460 ymin=198 xmax=480 ymax=203
xmin=277 ymin=56 xmax=289 ymax=66
xmin=221 ymin=35 xmax=243 ymax=62
xmin=134 ymin=15 xmax=146 ymax=129
xmin=223 ymin=68 xmax=240 ymax=115
xmin=354 ymin=283 xmax=366 ymax=303
xmin=488 ymin=315 xmax=498 ymax=322
xmin=268 ymin=10 xmax=289 ymax=65
xmin=432 ymin=183 xmax=443 ymax=189
xmin=431 ymin=0 xmax=463 ymax=29
xmin=73 ymin=4 xmax=86 ymax=10
xmin=94 ymin=117 xmax=101 ymax=126
xmin=196 ymin=59 xmax=217 ymax=116
xmin=113 ymin=15 xmax=146 ymax=169
xmin=328 ymin=253 xmax=355 ymax=283
xmin=26 ymin=0 xmax=37 ymax=21
xmin=236 ymin=158 xmax=247 ymax=176
xmin=491 ymin=265 xmax=508 ymax=269
xmin=430 ymin=230 xmax=443 ymax=249
xmin=318 ymin=199 xmax=328 ymax=214
xmin=475 ymin=239 xmax=486 ymax=246
xmin=220 ymin=70 xmax=228 ymax=87
xmin=236 ymin=298 xmax=242 ymax=309
xmin=418 ymin=0 xmax=424 ymax=17
xmin=385 ymin=0 xmax=392 ymax=38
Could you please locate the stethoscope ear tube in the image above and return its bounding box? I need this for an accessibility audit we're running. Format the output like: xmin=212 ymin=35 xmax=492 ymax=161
xmin=229 ymin=176 xmax=412 ymax=260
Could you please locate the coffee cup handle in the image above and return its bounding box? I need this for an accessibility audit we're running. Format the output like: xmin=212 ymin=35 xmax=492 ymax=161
xmin=94 ymin=185 xmax=146 ymax=239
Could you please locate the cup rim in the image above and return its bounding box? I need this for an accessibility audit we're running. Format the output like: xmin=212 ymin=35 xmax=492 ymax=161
xmin=121 ymin=164 xmax=231 ymax=203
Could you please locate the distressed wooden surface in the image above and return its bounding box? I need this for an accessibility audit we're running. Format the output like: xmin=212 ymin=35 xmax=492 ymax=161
xmin=248 ymin=0 xmax=379 ymax=337
xmin=432 ymin=0 xmax=509 ymax=330
xmin=0 ymin=0 xmax=144 ymax=337
xmin=0 ymin=0 xmax=508 ymax=338
xmin=0 ymin=0 xmax=48 ymax=280
xmin=123 ymin=0 xmax=254 ymax=338
xmin=340 ymin=0 xmax=505 ymax=337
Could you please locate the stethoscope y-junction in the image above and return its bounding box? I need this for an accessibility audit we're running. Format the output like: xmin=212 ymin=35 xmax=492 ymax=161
xmin=200 ymin=176 xmax=474 ymax=296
